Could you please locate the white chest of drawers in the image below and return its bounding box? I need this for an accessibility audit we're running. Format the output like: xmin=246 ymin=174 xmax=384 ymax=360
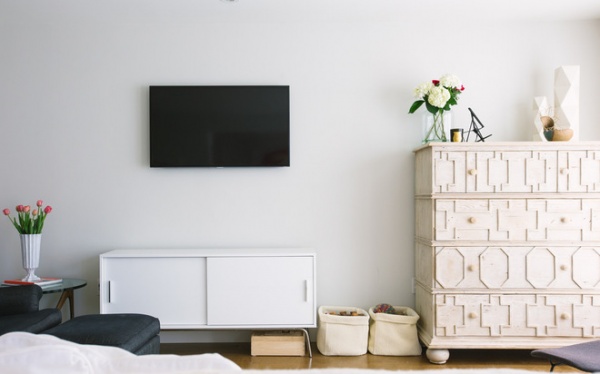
xmin=414 ymin=142 xmax=600 ymax=364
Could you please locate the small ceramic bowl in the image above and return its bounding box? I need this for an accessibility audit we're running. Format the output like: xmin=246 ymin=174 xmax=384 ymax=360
xmin=552 ymin=129 xmax=574 ymax=141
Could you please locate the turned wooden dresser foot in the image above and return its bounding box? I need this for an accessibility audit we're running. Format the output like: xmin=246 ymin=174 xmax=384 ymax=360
xmin=426 ymin=348 xmax=449 ymax=364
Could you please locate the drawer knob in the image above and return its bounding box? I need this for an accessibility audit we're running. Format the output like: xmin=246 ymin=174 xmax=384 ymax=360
xmin=560 ymin=313 xmax=570 ymax=320
xmin=467 ymin=265 xmax=476 ymax=272
xmin=560 ymin=168 xmax=570 ymax=175
xmin=468 ymin=217 xmax=477 ymax=224
xmin=468 ymin=312 xmax=478 ymax=319
xmin=560 ymin=264 xmax=568 ymax=271
xmin=468 ymin=169 xmax=478 ymax=176
xmin=561 ymin=217 xmax=570 ymax=223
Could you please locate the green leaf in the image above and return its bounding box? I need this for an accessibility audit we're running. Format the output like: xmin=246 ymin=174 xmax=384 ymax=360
xmin=9 ymin=217 xmax=23 ymax=234
xmin=425 ymin=102 xmax=439 ymax=115
xmin=33 ymin=216 xmax=41 ymax=233
xmin=408 ymin=100 xmax=424 ymax=114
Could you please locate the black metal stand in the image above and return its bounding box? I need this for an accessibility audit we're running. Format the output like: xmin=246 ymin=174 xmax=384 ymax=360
xmin=466 ymin=108 xmax=492 ymax=142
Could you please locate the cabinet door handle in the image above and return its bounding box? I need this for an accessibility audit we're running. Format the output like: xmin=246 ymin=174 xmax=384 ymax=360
xmin=561 ymin=217 xmax=570 ymax=223
xmin=304 ymin=280 xmax=310 ymax=303
xmin=560 ymin=168 xmax=569 ymax=175
xmin=468 ymin=312 xmax=478 ymax=319
xmin=108 ymin=281 xmax=113 ymax=303
xmin=468 ymin=169 xmax=478 ymax=176
xmin=468 ymin=217 xmax=477 ymax=224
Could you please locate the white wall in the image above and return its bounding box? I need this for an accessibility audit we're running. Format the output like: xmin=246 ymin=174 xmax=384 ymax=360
xmin=1 ymin=1 xmax=599 ymax=342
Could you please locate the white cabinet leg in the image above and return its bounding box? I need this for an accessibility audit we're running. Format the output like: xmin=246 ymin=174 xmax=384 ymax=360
xmin=426 ymin=348 xmax=449 ymax=364
xmin=299 ymin=328 xmax=312 ymax=358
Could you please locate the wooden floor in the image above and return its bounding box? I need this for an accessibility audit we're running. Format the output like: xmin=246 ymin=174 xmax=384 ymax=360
xmin=160 ymin=343 xmax=579 ymax=372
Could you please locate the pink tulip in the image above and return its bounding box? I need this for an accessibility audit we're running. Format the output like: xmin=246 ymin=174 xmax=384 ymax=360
xmin=2 ymin=209 xmax=9 ymax=216
xmin=36 ymin=200 xmax=43 ymax=207
xmin=44 ymin=206 xmax=52 ymax=214
xmin=23 ymin=205 xmax=30 ymax=213
xmin=16 ymin=205 xmax=24 ymax=212
xmin=32 ymin=209 xmax=38 ymax=216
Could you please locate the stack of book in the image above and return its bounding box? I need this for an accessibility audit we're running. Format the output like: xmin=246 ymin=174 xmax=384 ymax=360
xmin=2 ymin=277 xmax=62 ymax=288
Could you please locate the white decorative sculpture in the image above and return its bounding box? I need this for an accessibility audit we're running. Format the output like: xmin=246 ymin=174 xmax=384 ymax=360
xmin=533 ymin=96 xmax=549 ymax=141
xmin=554 ymin=65 xmax=580 ymax=140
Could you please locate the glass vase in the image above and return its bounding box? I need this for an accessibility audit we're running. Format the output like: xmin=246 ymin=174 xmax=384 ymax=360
xmin=422 ymin=111 xmax=451 ymax=143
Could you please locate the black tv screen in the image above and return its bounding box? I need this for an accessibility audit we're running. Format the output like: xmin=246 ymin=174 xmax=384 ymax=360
xmin=149 ymin=85 xmax=290 ymax=167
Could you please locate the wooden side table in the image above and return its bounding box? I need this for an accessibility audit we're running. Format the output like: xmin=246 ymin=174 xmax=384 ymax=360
xmin=42 ymin=278 xmax=87 ymax=320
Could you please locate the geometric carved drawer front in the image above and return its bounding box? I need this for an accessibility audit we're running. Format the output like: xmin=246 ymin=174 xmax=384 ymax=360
xmin=432 ymin=149 xmax=600 ymax=194
xmin=465 ymin=150 xmax=557 ymax=193
xmin=572 ymin=248 xmax=600 ymax=288
xmin=435 ymin=247 xmax=506 ymax=289
xmin=435 ymin=199 xmax=600 ymax=241
xmin=435 ymin=246 xmax=600 ymax=290
xmin=435 ymin=294 xmax=600 ymax=338
xmin=434 ymin=150 xmax=558 ymax=193
xmin=559 ymin=150 xmax=600 ymax=193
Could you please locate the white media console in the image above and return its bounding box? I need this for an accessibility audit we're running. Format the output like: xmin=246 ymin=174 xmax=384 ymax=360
xmin=99 ymin=249 xmax=317 ymax=331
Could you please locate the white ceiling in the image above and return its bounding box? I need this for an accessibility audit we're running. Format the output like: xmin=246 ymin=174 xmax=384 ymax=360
xmin=3 ymin=0 xmax=600 ymax=24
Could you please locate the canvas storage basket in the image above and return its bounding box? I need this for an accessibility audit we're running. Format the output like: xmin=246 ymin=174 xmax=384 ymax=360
xmin=367 ymin=306 xmax=422 ymax=356
xmin=317 ymin=306 xmax=369 ymax=356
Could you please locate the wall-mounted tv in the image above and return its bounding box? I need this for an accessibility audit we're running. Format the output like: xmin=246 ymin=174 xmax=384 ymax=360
xmin=149 ymin=85 xmax=290 ymax=167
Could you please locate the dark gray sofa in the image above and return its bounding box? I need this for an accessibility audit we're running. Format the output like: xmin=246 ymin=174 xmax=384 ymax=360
xmin=0 ymin=284 xmax=62 ymax=335
xmin=0 ymin=284 xmax=160 ymax=354
xmin=44 ymin=313 xmax=160 ymax=355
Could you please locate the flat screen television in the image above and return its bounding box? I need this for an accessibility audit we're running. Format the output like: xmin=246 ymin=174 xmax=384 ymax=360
xmin=149 ymin=85 xmax=290 ymax=167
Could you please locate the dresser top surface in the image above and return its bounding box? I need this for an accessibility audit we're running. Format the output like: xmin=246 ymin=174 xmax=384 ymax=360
xmin=414 ymin=141 xmax=600 ymax=153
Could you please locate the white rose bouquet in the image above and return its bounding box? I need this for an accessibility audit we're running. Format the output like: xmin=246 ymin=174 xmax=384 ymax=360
xmin=409 ymin=74 xmax=464 ymax=114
